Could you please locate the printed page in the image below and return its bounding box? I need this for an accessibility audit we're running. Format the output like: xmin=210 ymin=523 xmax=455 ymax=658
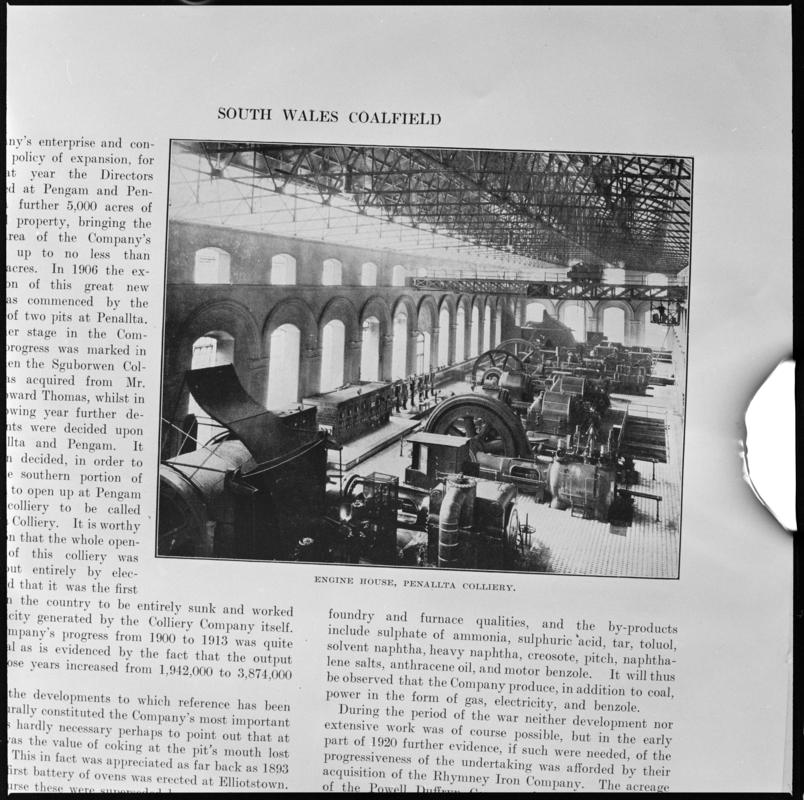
xmin=6 ymin=6 xmax=792 ymax=794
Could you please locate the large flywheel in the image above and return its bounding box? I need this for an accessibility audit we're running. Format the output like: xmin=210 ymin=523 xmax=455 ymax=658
xmin=498 ymin=338 xmax=543 ymax=373
xmin=424 ymin=394 xmax=531 ymax=458
xmin=471 ymin=348 xmax=524 ymax=387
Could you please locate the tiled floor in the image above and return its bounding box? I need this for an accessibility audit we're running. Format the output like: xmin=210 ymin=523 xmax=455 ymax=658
xmin=344 ymin=379 xmax=684 ymax=579
xmin=519 ymin=384 xmax=683 ymax=579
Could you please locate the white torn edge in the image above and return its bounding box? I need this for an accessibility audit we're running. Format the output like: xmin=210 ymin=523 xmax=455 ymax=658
xmin=740 ymin=360 xmax=796 ymax=532
xmin=740 ymin=359 xmax=795 ymax=793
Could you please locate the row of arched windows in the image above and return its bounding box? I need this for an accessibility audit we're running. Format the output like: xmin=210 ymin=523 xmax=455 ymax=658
xmin=525 ymin=299 xmax=671 ymax=346
xmin=185 ymin=293 xmax=671 ymax=448
xmin=597 ymin=267 xmax=671 ymax=286
xmin=192 ymin=247 xmax=673 ymax=289
xmin=187 ymin=299 xmax=505 ymax=443
xmin=193 ymin=247 xmax=414 ymax=287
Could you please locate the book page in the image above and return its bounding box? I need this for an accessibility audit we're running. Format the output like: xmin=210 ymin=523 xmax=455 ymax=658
xmin=7 ymin=6 xmax=792 ymax=794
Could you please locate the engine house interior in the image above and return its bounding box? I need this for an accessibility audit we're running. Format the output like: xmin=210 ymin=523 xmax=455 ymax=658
xmin=158 ymin=143 xmax=690 ymax=578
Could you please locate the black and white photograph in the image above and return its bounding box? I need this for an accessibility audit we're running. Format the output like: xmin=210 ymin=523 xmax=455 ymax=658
xmin=157 ymin=141 xmax=692 ymax=578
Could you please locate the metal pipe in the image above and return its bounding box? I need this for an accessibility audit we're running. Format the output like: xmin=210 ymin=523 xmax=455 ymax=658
xmin=438 ymin=476 xmax=476 ymax=568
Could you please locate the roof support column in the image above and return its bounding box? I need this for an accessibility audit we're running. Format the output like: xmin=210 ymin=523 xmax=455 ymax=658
xmin=301 ymin=344 xmax=322 ymax=396
xmin=381 ymin=333 xmax=394 ymax=382
xmin=346 ymin=336 xmax=362 ymax=385
xmin=628 ymin=317 xmax=644 ymax=348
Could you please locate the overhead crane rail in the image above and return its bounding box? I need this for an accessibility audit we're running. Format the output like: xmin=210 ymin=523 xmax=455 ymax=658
xmin=410 ymin=277 xmax=687 ymax=303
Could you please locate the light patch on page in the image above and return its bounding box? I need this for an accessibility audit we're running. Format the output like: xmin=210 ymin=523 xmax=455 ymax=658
xmin=742 ymin=359 xmax=796 ymax=531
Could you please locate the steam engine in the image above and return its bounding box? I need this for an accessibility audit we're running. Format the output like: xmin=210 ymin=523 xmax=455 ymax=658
xmin=158 ymin=337 xmax=662 ymax=569
xmin=422 ymin=339 xmax=661 ymax=525
xmin=158 ymin=364 xmax=328 ymax=560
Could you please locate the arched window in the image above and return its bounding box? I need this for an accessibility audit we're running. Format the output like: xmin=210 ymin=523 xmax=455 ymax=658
xmin=266 ymin=325 xmax=301 ymax=409
xmin=271 ymin=253 xmax=296 ymax=285
xmin=360 ymin=317 xmax=381 ymax=382
xmin=603 ymin=267 xmax=625 ymax=284
xmin=416 ymin=331 xmax=431 ymax=373
xmin=438 ymin=307 xmax=450 ymax=366
xmin=193 ymin=247 xmax=231 ymax=284
xmin=561 ymin=303 xmax=586 ymax=343
xmin=322 ymin=258 xmax=342 ymax=286
xmin=495 ymin=310 xmax=502 ymax=346
xmin=483 ymin=306 xmax=492 ymax=352
xmin=602 ymin=307 xmax=625 ymax=345
xmin=392 ymin=265 xmax=406 ymax=287
xmin=189 ymin=331 xmax=234 ymax=447
xmin=645 ymin=272 xmax=668 ymax=286
xmin=455 ymin=307 xmax=466 ymax=361
xmin=416 ymin=267 xmax=427 ymax=279
xmin=526 ymin=302 xmax=545 ymax=323
xmin=361 ymin=262 xmax=377 ymax=286
xmin=470 ymin=306 xmax=480 ymax=357
xmin=320 ymin=320 xmax=345 ymax=392
xmin=391 ymin=311 xmax=408 ymax=380
xmin=191 ymin=332 xmax=234 ymax=369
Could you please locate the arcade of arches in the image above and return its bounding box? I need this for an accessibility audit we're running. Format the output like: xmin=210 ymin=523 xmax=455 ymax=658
xmin=164 ymin=221 xmax=668 ymax=426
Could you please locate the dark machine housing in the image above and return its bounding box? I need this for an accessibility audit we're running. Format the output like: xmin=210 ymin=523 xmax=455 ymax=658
xmin=158 ymin=365 xmax=328 ymax=560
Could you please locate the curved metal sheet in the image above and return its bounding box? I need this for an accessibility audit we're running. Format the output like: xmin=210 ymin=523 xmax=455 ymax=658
xmin=186 ymin=364 xmax=304 ymax=464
